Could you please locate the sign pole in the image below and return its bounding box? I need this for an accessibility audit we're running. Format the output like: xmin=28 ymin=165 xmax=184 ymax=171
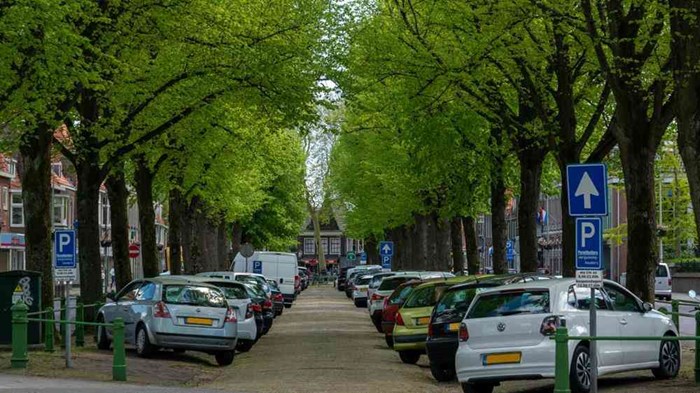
xmin=589 ymin=288 xmax=597 ymax=393
xmin=65 ymin=282 xmax=72 ymax=368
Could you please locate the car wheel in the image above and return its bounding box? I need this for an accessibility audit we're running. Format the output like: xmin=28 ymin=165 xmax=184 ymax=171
xmin=373 ymin=318 xmax=383 ymax=333
xmin=278 ymin=307 xmax=284 ymax=316
xmin=284 ymin=304 xmax=292 ymax=309
xmin=385 ymin=334 xmax=394 ymax=348
xmin=172 ymin=348 xmax=186 ymax=354
xmin=236 ymin=341 xmax=254 ymax=353
xmin=570 ymin=344 xmax=591 ymax=393
xmin=461 ymin=383 xmax=494 ymax=393
xmin=136 ymin=324 xmax=156 ymax=358
xmin=652 ymin=338 xmax=680 ymax=379
xmin=96 ymin=315 xmax=110 ymax=350
xmin=398 ymin=350 xmax=421 ymax=364
xmin=430 ymin=362 xmax=456 ymax=382
xmin=215 ymin=351 xmax=235 ymax=366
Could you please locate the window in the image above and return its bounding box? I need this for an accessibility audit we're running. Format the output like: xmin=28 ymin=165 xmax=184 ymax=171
xmin=435 ymin=287 xmax=478 ymax=316
xmin=304 ymin=238 xmax=315 ymax=254
xmin=208 ymin=282 xmax=249 ymax=300
xmin=117 ymin=281 xmax=143 ymax=301
xmin=100 ymin=193 xmax=110 ymax=227
xmin=330 ymin=237 xmax=341 ymax=255
xmin=404 ymin=285 xmax=439 ymax=308
xmin=603 ymin=284 xmax=641 ymax=312
xmin=346 ymin=238 xmax=354 ymax=252
xmin=656 ymin=265 xmax=668 ymax=277
xmin=10 ymin=250 xmax=25 ymax=270
xmin=467 ymin=289 xmax=550 ymax=319
xmin=567 ymin=286 xmax=609 ymax=310
xmin=320 ymin=238 xmax=328 ymax=255
xmin=162 ymin=285 xmax=226 ymax=308
xmin=1 ymin=187 xmax=7 ymax=210
xmin=53 ymin=196 xmax=68 ymax=226
xmin=10 ymin=192 xmax=23 ymax=227
xmin=51 ymin=162 xmax=63 ymax=177
xmin=2 ymin=158 xmax=16 ymax=176
xmin=136 ymin=282 xmax=156 ymax=301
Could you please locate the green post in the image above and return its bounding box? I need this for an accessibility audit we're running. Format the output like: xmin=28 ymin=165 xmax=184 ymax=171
xmin=112 ymin=318 xmax=126 ymax=381
xmin=671 ymin=300 xmax=680 ymax=330
xmin=11 ymin=302 xmax=29 ymax=369
xmin=44 ymin=307 xmax=54 ymax=353
xmin=695 ymin=312 xmax=700 ymax=384
xmin=60 ymin=297 xmax=66 ymax=347
xmin=553 ymin=327 xmax=570 ymax=393
xmin=75 ymin=302 xmax=84 ymax=347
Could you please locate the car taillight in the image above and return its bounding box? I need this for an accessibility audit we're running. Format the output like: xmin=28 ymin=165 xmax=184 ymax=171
xmin=371 ymin=293 xmax=384 ymax=302
xmin=251 ymin=303 xmax=262 ymax=313
xmin=274 ymin=293 xmax=283 ymax=302
xmin=245 ymin=304 xmax=254 ymax=319
xmin=225 ymin=307 xmax=237 ymax=323
xmin=458 ymin=323 xmax=469 ymax=342
xmin=540 ymin=315 xmax=561 ymax=336
xmin=295 ymin=275 xmax=301 ymax=288
xmin=395 ymin=312 xmax=405 ymax=326
xmin=427 ymin=323 xmax=434 ymax=338
xmin=668 ymin=279 xmax=672 ymax=286
xmin=263 ymin=299 xmax=273 ymax=309
xmin=153 ymin=301 xmax=171 ymax=318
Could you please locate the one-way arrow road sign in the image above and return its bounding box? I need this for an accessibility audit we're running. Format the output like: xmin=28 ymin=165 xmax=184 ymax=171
xmin=567 ymin=164 xmax=608 ymax=216
xmin=379 ymin=241 xmax=394 ymax=257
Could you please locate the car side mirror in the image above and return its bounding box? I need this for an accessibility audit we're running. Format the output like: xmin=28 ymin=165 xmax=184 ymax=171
xmin=642 ymin=302 xmax=653 ymax=313
xmin=279 ymin=278 xmax=284 ymax=284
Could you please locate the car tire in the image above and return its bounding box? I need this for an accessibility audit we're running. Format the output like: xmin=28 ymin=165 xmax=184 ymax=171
xmin=237 ymin=341 xmax=254 ymax=353
xmin=284 ymin=304 xmax=292 ymax=309
xmin=373 ymin=318 xmax=383 ymax=333
xmin=385 ymin=334 xmax=394 ymax=348
xmin=135 ymin=324 xmax=156 ymax=358
xmin=215 ymin=350 xmax=235 ymax=366
xmin=172 ymin=348 xmax=186 ymax=354
xmin=461 ymin=383 xmax=494 ymax=393
xmin=570 ymin=344 xmax=591 ymax=393
xmin=652 ymin=338 xmax=680 ymax=379
xmin=398 ymin=350 xmax=421 ymax=364
xmin=96 ymin=315 xmax=111 ymax=350
xmin=430 ymin=362 xmax=456 ymax=382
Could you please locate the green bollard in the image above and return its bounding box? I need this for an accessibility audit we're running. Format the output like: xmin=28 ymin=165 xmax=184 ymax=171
xmin=553 ymin=327 xmax=570 ymax=393
xmin=112 ymin=318 xmax=127 ymax=381
xmin=11 ymin=302 xmax=29 ymax=369
xmin=75 ymin=302 xmax=84 ymax=347
xmin=695 ymin=312 xmax=700 ymax=384
xmin=44 ymin=306 xmax=55 ymax=353
xmin=60 ymin=297 xmax=66 ymax=348
xmin=672 ymin=300 xmax=680 ymax=330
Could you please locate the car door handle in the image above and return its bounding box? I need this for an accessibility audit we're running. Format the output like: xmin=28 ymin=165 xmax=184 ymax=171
xmin=619 ymin=319 xmax=628 ymax=325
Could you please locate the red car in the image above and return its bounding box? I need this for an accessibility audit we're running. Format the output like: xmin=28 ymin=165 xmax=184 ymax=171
xmin=381 ymin=279 xmax=424 ymax=348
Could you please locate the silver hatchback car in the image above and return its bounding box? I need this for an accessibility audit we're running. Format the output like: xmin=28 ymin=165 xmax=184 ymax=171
xmin=96 ymin=277 xmax=238 ymax=366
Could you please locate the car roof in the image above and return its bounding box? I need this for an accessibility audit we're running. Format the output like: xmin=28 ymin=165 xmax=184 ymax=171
xmin=472 ymin=277 xmax=583 ymax=296
xmin=413 ymin=275 xmax=475 ymax=290
xmin=147 ymin=276 xmax=223 ymax=289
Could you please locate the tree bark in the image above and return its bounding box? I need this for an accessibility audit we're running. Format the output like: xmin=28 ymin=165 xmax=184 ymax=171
xmin=18 ymin=125 xmax=53 ymax=310
xmin=436 ymin=216 xmax=451 ymax=271
xmin=134 ymin=156 xmax=159 ymax=278
xmin=517 ymin=156 xmax=544 ymax=273
xmin=75 ymin=161 xmax=103 ymax=309
xmin=106 ymin=168 xmax=132 ymax=291
xmin=310 ymin=209 xmax=326 ymax=272
xmin=463 ymin=216 xmax=480 ymax=275
xmin=230 ymin=221 xmax=243 ymax=259
xmin=365 ymin=236 xmax=379 ymax=265
xmin=425 ymin=213 xmax=438 ymax=270
xmin=167 ymin=187 xmax=184 ymax=275
xmin=559 ymin=161 xmax=577 ymax=277
xmin=450 ymin=217 xmax=465 ymax=273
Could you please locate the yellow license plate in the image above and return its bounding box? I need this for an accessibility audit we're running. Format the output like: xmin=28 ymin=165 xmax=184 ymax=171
xmin=483 ymin=352 xmax=522 ymax=365
xmin=448 ymin=323 xmax=460 ymax=331
xmin=416 ymin=317 xmax=431 ymax=325
xmin=185 ymin=317 xmax=213 ymax=326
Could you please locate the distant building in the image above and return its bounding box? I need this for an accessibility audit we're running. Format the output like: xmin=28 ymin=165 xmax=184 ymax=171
xmin=297 ymin=214 xmax=363 ymax=271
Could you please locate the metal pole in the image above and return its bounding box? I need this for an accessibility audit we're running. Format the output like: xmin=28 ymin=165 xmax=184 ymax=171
xmin=65 ymin=286 xmax=72 ymax=368
xmin=112 ymin=318 xmax=126 ymax=381
xmin=590 ymin=288 xmax=598 ymax=393
xmin=10 ymin=302 xmax=29 ymax=369
xmin=695 ymin=312 xmax=699 ymax=384
xmin=553 ymin=326 xmax=571 ymax=393
xmin=659 ymin=176 xmax=664 ymax=263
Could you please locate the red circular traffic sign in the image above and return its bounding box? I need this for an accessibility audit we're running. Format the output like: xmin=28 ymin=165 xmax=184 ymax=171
xmin=128 ymin=244 xmax=140 ymax=258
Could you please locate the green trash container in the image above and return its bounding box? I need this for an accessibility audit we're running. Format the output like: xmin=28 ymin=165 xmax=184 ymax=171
xmin=0 ymin=270 xmax=42 ymax=345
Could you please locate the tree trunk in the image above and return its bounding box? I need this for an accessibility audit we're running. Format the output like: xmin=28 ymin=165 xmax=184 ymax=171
xmin=18 ymin=125 xmax=53 ymax=311
xmin=436 ymin=216 xmax=451 ymax=271
xmin=425 ymin=213 xmax=438 ymax=270
xmin=671 ymin=0 xmax=700 ymax=254
xmin=558 ymin=158 xmax=577 ymax=277
xmin=76 ymin=162 xmax=103 ymax=308
xmin=365 ymin=236 xmax=378 ymax=265
xmin=182 ymin=197 xmax=197 ymax=274
xmin=106 ymin=169 xmax=132 ymax=291
xmin=463 ymin=216 xmax=480 ymax=275
xmin=310 ymin=209 xmax=326 ymax=271
xmin=218 ymin=221 xmax=229 ymax=271
xmin=401 ymin=224 xmax=412 ymax=271
xmin=134 ymin=157 xmax=159 ymax=278
xmin=231 ymin=221 xmax=243 ymax=259
xmin=450 ymin=217 xmax=465 ymax=273
xmin=491 ymin=166 xmax=508 ymax=275
xmin=517 ymin=156 xmax=544 ymax=273
xmin=619 ymin=144 xmax=658 ymax=302
xmin=167 ymin=187 xmax=184 ymax=275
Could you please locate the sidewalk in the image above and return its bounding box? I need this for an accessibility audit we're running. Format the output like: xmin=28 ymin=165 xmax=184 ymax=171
xmin=0 ymin=374 xmax=231 ymax=393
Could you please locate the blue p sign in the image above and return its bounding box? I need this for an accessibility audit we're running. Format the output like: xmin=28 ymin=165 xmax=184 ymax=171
xmin=54 ymin=230 xmax=76 ymax=268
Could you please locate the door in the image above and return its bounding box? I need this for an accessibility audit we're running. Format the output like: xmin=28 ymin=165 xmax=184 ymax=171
xmin=112 ymin=281 xmax=143 ymax=343
xmin=570 ymin=285 xmax=623 ymax=367
xmin=260 ymin=255 xmax=278 ymax=284
xmin=603 ymin=283 xmax=656 ymax=364
xmin=277 ymin=255 xmax=296 ymax=297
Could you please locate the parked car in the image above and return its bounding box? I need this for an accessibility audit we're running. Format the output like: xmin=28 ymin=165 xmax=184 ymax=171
xmin=267 ymin=279 xmax=285 ymax=316
xmin=96 ymin=277 xmax=237 ymax=366
xmin=298 ymin=267 xmax=310 ymax=290
xmin=351 ymin=275 xmax=374 ymax=307
xmin=369 ymin=274 xmax=420 ymax=332
xmin=243 ymin=282 xmax=275 ymax=336
xmin=393 ymin=276 xmax=477 ymax=364
xmin=197 ymin=272 xmax=272 ymax=298
xmin=427 ymin=275 xmax=550 ymax=381
xmin=366 ymin=272 xmax=398 ymax=301
xmin=381 ymin=279 xmax=426 ymax=348
xmin=456 ymin=278 xmax=679 ymax=393
xmin=231 ymin=251 xmax=299 ymax=308
xmin=337 ymin=265 xmax=357 ymax=291
xmin=655 ymin=262 xmax=672 ymax=300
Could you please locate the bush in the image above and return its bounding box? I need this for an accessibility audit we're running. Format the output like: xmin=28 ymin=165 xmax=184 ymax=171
xmin=668 ymin=258 xmax=700 ymax=273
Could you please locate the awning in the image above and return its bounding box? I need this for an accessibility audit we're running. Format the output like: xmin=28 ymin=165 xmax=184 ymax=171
xmin=326 ymin=259 xmax=337 ymax=264
xmin=306 ymin=259 xmax=318 ymax=266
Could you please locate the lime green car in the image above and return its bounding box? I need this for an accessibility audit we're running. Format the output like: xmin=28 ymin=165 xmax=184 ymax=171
xmin=392 ymin=275 xmax=480 ymax=364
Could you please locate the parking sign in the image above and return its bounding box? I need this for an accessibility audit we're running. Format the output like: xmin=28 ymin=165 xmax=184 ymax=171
xmin=253 ymin=260 xmax=263 ymax=274
xmin=54 ymin=230 xmax=76 ymax=268
xmin=575 ymin=218 xmax=602 ymax=270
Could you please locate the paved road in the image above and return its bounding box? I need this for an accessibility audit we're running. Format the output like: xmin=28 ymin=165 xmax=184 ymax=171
xmin=0 ymin=374 xmax=229 ymax=393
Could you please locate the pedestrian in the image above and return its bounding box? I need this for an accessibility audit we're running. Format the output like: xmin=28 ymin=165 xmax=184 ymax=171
xmin=109 ymin=266 xmax=115 ymax=290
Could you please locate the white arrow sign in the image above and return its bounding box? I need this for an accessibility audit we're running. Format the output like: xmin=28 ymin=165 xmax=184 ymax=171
xmin=382 ymin=244 xmax=392 ymax=253
xmin=574 ymin=171 xmax=599 ymax=209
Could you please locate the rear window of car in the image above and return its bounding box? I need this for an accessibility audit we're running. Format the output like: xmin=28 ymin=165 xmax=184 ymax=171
xmin=162 ymin=285 xmax=227 ymax=308
xmin=656 ymin=265 xmax=668 ymax=277
xmin=205 ymin=282 xmax=249 ymax=300
xmin=388 ymin=284 xmax=417 ymax=305
xmin=467 ymin=289 xmax=550 ymax=318
xmin=435 ymin=287 xmax=478 ymax=315
xmin=404 ymin=285 xmax=438 ymax=308
xmin=379 ymin=277 xmax=414 ymax=291
xmin=355 ymin=277 xmax=372 ymax=285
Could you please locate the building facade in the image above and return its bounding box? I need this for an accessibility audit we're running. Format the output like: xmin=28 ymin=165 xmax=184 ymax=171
xmin=297 ymin=215 xmax=363 ymax=271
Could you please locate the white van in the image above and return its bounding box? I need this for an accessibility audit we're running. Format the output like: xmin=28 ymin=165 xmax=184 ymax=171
xmin=232 ymin=251 xmax=298 ymax=308
xmin=655 ymin=262 xmax=672 ymax=300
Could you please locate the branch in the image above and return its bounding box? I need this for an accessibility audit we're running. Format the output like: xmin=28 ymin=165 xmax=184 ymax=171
xmin=586 ymin=115 xmax=617 ymax=163
xmin=576 ymin=81 xmax=611 ymax=155
xmin=581 ymin=0 xmax=612 ymax=77
xmin=153 ymin=152 xmax=170 ymax=174
xmin=52 ymin=136 xmax=76 ymax=163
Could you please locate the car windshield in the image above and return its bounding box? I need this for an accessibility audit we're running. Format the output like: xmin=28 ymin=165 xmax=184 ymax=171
xmin=388 ymin=283 xmax=418 ymax=305
xmin=162 ymin=285 xmax=227 ymax=308
xmin=267 ymin=280 xmax=280 ymax=290
xmin=467 ymin=289 xmax=550 ymax=319
xmin=370 ymin=274 xmax=392 ymax=288
xmin=203 ymin=282 xmax=249 ymax=300
xmin=435 ymin=287 xmax=478 ymax=316
xmin=236 ymin=275 xmax=268 ymax=290
xmin=379 ymin=276 xmax=415 ymax=291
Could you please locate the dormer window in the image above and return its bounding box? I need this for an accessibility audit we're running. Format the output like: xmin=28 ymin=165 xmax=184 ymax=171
xmin=52 ymin=162 xmax=63 ymax=177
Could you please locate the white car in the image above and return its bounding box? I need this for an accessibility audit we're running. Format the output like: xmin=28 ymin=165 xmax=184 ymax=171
xmin=352 ymin=275 xmax=374 ymax=307
xmin=455 ymin=279 xmax=679 ymax=393
xmin=655 ymin=263 xmax=672 ymax=300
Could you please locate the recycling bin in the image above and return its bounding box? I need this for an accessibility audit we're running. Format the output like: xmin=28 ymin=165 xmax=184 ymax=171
xmin=0 ymin=270 xmax=42 ymax=345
